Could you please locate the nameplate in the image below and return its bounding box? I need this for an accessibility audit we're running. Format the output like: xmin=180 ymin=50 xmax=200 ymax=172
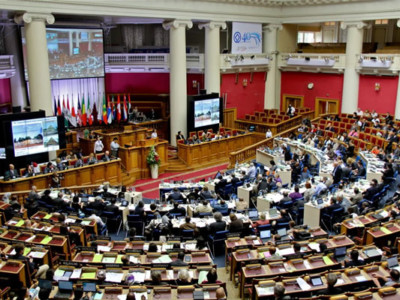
xmin=59 ymin=260 xmax=80 ymax=267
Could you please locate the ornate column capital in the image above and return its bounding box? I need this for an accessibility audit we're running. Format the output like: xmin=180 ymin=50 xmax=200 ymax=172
xmin=14 ymin=12 xmax=55 ymax=25
xmin=162 ymin=19 xmax=193 ymax=31
xmin=198 ymin=21 xmax=227 ymax=31
xmin=263 ymin=23 xmax=283 ymax=32
xmin=340 ymin=21 xmax=369 ymax=30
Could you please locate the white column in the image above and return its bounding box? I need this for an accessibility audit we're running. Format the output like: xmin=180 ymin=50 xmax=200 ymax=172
xmin=15 ymin=13 xmax=55 ymax=115
xmin=395 ymin=20 xmax=400 ymax=120
xmin=88 ymin=31 xmax=92 ymax=52
xmin=163 ymin=19 xmax=193 ymax=146
xmin=341 ymin=21 xmax=368 ymax=114
xmin=263 ymin=24 xmax=282 ymax=110
xmin=75 ymin=31 xmax=80 ymax=47
xmin=4 ymin=25 xmax=28 ymax=109
xmin=199 ymin=21 xmax=226 ymax=94
xmin=69 ymin=31 xmax=73 ymax=55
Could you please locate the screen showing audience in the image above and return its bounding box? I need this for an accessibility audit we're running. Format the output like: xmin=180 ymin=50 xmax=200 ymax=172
xmin=12 ymin=117 xmax=60 ymax=157
xmin=21 ymin=27 xmax=104 ymax=80
xmin=194 ymin=98 xmax=220 ymax=128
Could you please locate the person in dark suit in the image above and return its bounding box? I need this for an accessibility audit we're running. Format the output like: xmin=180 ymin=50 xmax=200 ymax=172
xmin=199 ymin=186 xmax=214 ymax=200
xmin=215 ymin=176 xmax=227 ymax=195
xmin=318 ymin=273 xmax=343 ymax=296
xmin=344 ymin=249 xmax=364 ymax=268
xmin=40 ymin=190 xmax=53 ymax=205
xmin=332 ymin=162 xmax=342 ymax=184
xmin=4 ymin=164 xmax=19 ymax=180
xmin=177 ymin=131 xmax=185 ymax=141
xmin=208 ymin=212 xmax=226 ymax=236
xmin=88 ymin=196 xmax=106 ymax=212
xmin=230 ymin=174 xmax=240 ymax=186
xmin=102 ymin=151 xmax=111 ymax=162
xmin=170 ymin=251 xmax=188 ymax=267
xmin=257 ymin=177 xmax=269 ymax=194
xmin=132 ymin=201 xmax=146 ymax=219
xmin=168 ymin=201 xmax=186 ymax=217
xmin=382 ymin=163 xmax=395 ymax=184
xmin=324 ymin=197 xmax=342 ymax=215
xmin=52 ymin=192 xmax=67 ymax=209
xmin=167 ymin=188 xmax=184 ymax=203
xmin=104 ymin=198 xmax=119 ymax=215
xmin=363 ymin=179 xmax=380 ymax=200
xmin=277 ymin=191 xmax=292 ymax=208
xmin=228 ymin=213 xmax=243 ymax=234
xmin=325 ymin=123 xmax=336 ymax=132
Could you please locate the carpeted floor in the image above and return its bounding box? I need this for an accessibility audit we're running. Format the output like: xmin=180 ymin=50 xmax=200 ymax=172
xmin=132 ymin=163 xmax=229 ymax=199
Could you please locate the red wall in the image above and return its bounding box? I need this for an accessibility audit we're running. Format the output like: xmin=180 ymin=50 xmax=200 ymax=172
xmin=280 ymin=72 xmax=344 ymax=111
xmin=105 ymin=73 xmax=204 ymax=95
xmin=221 ymin=72 xmax=265 ymax=119
xmin=0 ymin=78 xmax=11 ymax=104
xmin=358 ymin=75 xmax=398 ymax=115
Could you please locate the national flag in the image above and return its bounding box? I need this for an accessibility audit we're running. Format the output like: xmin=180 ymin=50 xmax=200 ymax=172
xmin=91 ymin=94 xmax=98 ymax=126
xmin=70 ymin=96 xmax=77 ymax=127
xmin=57 ymin=96 xmax=62 ymax=116
xmin=122 ymin=95 xmax=128 ymax=121
xmin=103 ymin=94 xmax=108 ymax=124
xmin=107 ymin=97 xmax=113 ymax=124
xmin=116 ymin=95 xmax=121 ymax=122
xmin=96 ymin=93 xmax=102 ymax=124
xmin=53 ymin=96 xmax=57 ymax=116
xmin=81 ymin=94 xmax=87 ymax=126
xmin=128 ymin=94 xmax=132 ymax=114
xmin=87 ymin=93 xmax=93 ymax=126
xmin=67 ymin=95 xmax=70 ymax=113
xmin=77 ymin=94 xmax=82 ymax=127
xmin=112 ymin=96 xmax=117 ymax=121
xmin=62 ymin=96 xmax=67 ymax=116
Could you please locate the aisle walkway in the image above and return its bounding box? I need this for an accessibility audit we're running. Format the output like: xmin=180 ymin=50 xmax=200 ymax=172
xmin=132 ymin=163 xmax=229 ymax=199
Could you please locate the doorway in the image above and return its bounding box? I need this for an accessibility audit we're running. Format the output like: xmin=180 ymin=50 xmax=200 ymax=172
xmin=315 ymin=98 xmax=339 ymax=117
xmin=282 ymin=94 xmax=304 ymax=112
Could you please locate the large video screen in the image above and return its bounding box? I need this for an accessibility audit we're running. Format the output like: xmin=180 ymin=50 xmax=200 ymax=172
xmin=12 ymin=117 xmax=59 ymax=157
xmin=194 ymin=98 xmax=220 ymax=128
xmin=21 ymin=27 xmax=104 ymax=80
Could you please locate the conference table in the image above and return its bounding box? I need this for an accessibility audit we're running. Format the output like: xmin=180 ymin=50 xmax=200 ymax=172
xmin=256 ymin=149 xmax=292 ymax=185
xmin=359 ymin=150 xmax=386 ymax=182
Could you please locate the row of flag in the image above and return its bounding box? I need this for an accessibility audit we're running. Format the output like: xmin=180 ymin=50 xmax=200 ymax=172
xmin=53 ymin=93 xmax=131 ymax=127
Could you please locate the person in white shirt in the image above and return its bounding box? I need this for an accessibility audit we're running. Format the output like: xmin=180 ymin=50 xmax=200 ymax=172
xmin=151 ymin=129 xmax=158 ymax=139
xmin=110 ymin=137 xmax=120 ymax=158
xmin=88 ymin=211 xmax=105 ymax=227
xmin=371 ymin=110 xmax=378 ymax=119
xmin=287 ymin=104 xmax=295 ymax=117
xmin=94 ymin=136 xmax=104 ymax=154
xmin=356 ymin=108 xmax=363 ymax=117
xmin=266 ymin=129 xmax=272 ymax=139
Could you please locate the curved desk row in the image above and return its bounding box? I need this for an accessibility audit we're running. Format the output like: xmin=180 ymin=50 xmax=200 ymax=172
xmin=0 ymin=159 xmax=122 ymax=193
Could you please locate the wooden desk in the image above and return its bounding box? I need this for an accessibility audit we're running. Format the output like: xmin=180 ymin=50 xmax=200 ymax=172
xmin=366 ymin=223 xmax=400 ymax=246
xmin=119 ymin=139 xmax=168 ymax=181
xmin=177 ymin=132 xmax=257 ymax=169
xmin=0 ymin=160 xmax=122 ymax=192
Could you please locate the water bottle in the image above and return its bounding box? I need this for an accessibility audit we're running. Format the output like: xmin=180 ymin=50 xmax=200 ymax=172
xmin=235 ymin=160 xmax=239 ymax=171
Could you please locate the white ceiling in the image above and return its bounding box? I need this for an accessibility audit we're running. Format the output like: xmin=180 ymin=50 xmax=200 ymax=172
xmin=199 ymin=0 xmax=373 ymax=7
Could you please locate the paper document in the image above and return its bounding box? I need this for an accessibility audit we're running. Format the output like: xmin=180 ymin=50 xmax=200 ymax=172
xmin=381 ymin=227 xmax=391 ymax=234
xmin=134 ymin=293 xmax=147 ymax=300
xmin=98 ymin=246 xmax=111 ymax=252
xmin=105 ymin=272 xmax=124 ymax=283
xmin=70 ymin=269 xmax=82 ymax=279
xmin=323 ymin=256 xmax=334 ymax=265
xmin=103 ymin=257 xmax=116 ymax=263
xmin=278 ymin=248 xmax=295 ymax=256
xmin=257 ymin=287 xmax=274 ymax=296
xmin=355 ymin=275 xmax=366 ymax=282
xmin=129 ymin=256 xmax=139 ymax=264
xmin=198 ymin=270 xmax=208 ymax=284
xmin=131 ymin=272 xmax=145 ymax=283
xmin=153 ymin=255 xmax=172 ymax=263
xmin=297 ymin=278 xmax=311 ymax=291
xmin=308 ymin=242 xmax=320 ymax=251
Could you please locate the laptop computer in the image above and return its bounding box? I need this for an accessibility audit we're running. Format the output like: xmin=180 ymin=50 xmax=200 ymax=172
xmin=80 ymin=196 xmax=88 ymax=203
xmin=387 ymin=256 xmax=400 ymax=271
xmin=260 ymin=230 xmax=271 ymax=241
xmin=277 ymin=228 xmax=287 ymax=237
xmin=55 ymin=280 xmax=73 ymax=299
xmin=248 ymin=210 xmax=258 ymax=220
xmin=310 ymin=276 xmax=323 ymax=286
xmin=364 ymin=248 xmax=381 ymax=258
xmin=83 ymin=282 xmax=97 ymax=293
xmin=334 ymin=246 xmax=347 ymax=262
xmin=268 ymin=208 xmax=279 ymax=218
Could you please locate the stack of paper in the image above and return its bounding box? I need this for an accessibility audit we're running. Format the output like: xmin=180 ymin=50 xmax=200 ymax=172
xmin=131 ymin=271 xmax=145 ymax=283
xmin=53 ymin=269 xmax=65 ymax=281
xmin=129 ymin=256 xmax=139 ymax=264
xmin=98 ymin=245 xmax=111 ymax=252
xmin=257 ymin=287 xmax=274 ymax=296
xmin=134 ymin=293 xmax=147 ymax=300
xmin=297 ymin=278 xmax=311 ymax=291
xmin=105 ymin=272 xmax=124 ymax=283
xmin=153 ymin=255 xmax=172 ymax=263
xmin=70 ymin=269 xmax=82 ymax=279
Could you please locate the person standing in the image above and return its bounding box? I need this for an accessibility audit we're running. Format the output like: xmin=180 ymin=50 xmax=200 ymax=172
xmin=94 ymin=136 xmax=104 ymax=154
xmin=110 ymin=137 xmax=120 ymax=158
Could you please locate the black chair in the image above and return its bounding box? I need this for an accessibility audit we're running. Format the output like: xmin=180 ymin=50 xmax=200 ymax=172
xmin=208 ymin=230 xmax=229 ymax=257
xmin=181 ymin=229 xmax=195 ymax=241
xmin=126 ymin=214 xmax=144 ymax=236
xmin=102 ymin=211 xmax=122 ymax=235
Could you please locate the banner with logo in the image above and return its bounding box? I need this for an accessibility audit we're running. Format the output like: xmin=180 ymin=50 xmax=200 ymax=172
xmin=231 ymin=22 xmax=262 ymax=54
